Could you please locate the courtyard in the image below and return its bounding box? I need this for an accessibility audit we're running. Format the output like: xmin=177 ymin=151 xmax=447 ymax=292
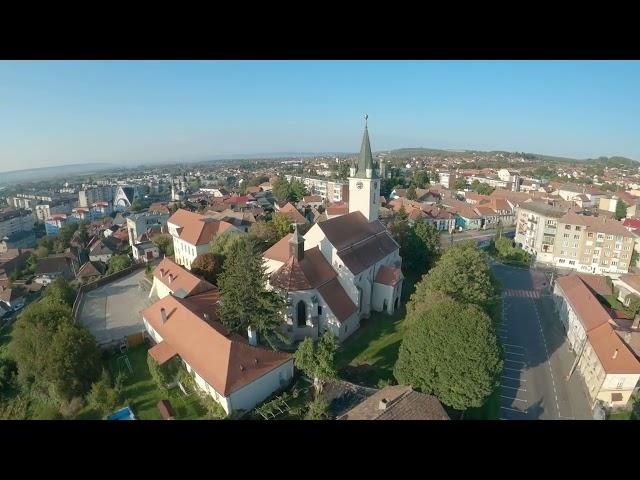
xmin=77 ymin=268 xmax=155 ymax=346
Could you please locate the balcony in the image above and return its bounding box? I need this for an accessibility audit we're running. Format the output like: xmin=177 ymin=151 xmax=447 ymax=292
xmin=527 ymin=217 xmax=538 ymax=224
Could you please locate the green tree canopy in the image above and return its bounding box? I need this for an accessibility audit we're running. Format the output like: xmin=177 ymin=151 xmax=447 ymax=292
xmin=217 ymin=237 xmax=287 ymax=349
xmin=249 ymin=221 xmax=279 ymax=250
xmin=270 ymin=212 xmax=293 ymax=241
xmin=151 ymin=233 xmax=174 ymax=257
xmin=411 ymin=171 xmax=430 ymax=189
xmin=42 ymin=277 xmax=76 ymax=308
xmin=294 ymin=333 xmax=338 ymax=393
xmin=615 ymin=200 xmax=628 ymax=220
xmin=420 ymin=240 xmax=498 ymax=313
xmin=272 ymin=177 xmax=291 ymax=202
xmin=191 ymin=252 xmax=223 ymax=285
xmin=289 ymin=179 xmax=308 ymax=203
xmin=394 ymin=292 xmax=502 ymax=410
xmin=454 ymin=177 xmax=467 ymax=190
xmin=107 ymin=254 xmax=132 ymax=275
xmin=209 ymin=231 xmax=245 ymax=263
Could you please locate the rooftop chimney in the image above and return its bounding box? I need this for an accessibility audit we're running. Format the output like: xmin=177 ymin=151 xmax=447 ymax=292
xmin=160 ymin=268 xmax=165 ymax=277
xmin=633 ymin=314 xmax=640 ymax=331
xmin=612 ymin=349 xmax=618 ymax=360
xmin=160 ymin=308 xmax=167 ymax=324
xmin=168 ymin=274 xmax=174 ymax=284
xmin=203 ymin=313 xmax=210 ymax=321
xmin=378 ymin=398 xmax=389 ymax=410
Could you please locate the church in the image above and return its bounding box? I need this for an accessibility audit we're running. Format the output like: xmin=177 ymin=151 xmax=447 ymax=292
xmin=264 ymin=120 xmax=403 ymax=342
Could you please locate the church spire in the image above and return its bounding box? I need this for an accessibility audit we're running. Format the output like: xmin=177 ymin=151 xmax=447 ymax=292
xmin=354 ymin=114 xmax=378 ymax=179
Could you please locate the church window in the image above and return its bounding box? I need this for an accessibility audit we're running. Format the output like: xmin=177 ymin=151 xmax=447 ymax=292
xmin=296 ymin=301 xmax=306 ymax=328
xmin=318 ymin=305 xmax=322 ymax=316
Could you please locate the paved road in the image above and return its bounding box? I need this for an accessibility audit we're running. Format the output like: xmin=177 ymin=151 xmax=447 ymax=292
xmin=440 ymin=227 xmax=516 ymax=248
xmin=491 ymin=262 xmax=592 ymax=420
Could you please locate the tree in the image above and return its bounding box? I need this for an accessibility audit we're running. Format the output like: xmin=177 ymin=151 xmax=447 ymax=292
xmin=395 ymin=205 xmax=408 ymax=222
xmin=413 ymin=220 xmax=441 ymax=272
xmin=272 ymin=177 xmax=291 ymax=202
xmin=42 ymin=277 xmax=75 ymax=308
xmin=217 ymin=237 xmax=287 ymax=349
xmin=632 ymin=249 xmax=639 ymax=268
xmin=87 ymin=368 xmax=123 ymax=416
xmin=406 ymin=186 xmax=418 ymax=200
xmin=47 ymin=322 xmax=102 ymax=401
xmin=615 ymin=200 xmax=628 ymax=220
xmin=476 ymin=183 xmax=495 ymax=195
xmin=152 ymin=233 xmax=174 ymax=257
xmin=147 ymin=355 xmax=180 ymax=391
xmin=454 ymin=177 xmax=467 ymax=190
xmin=411 ymin=171 xmax=430 ymax=189
xmin=191 ymin=252 xmax=223 ymax=285
xmin=107 ymin=254 xmax=132 ymax=275
xmin=420 ymin=240 xmax=498 ymax=313
xmin=209 ymin=231 xmax=244 ymax=263
xmin=304 ymin=395 xmax=330 ymax=420
xmin=394 ymin=292 xmax=502 ymax=410
xmin=289 ymin=179 xmax=308 ymax=203
xmin=336 ymin=162 xmax=350 ymax=180
xmin=59 ymin=222 xmax=79 ymax=246
xmin=249 ymin=221 xmax=279 ymax=250
xmin=294 ymin=333 xmax=338 ymax=393
xmin=271 ymin=212 xmax=293 ymax=241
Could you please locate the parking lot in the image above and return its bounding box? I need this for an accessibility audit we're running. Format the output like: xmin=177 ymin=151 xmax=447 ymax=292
xmin=493 ymin=263 xmax=592 ymax=420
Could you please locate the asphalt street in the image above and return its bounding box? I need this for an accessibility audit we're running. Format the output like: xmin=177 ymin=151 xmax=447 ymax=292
xmin=491 ymin=263 xmax=593 ymax=420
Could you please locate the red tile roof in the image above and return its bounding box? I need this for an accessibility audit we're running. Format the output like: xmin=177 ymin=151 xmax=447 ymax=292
xmin=587 ymin=323 xmax=640 ymax=374
xmin=317 ymin=278 xmax=357 ymax=323
xmin=154 ymin=258 xmax=215 ymax=298
xmin=263 ymin=234 xmax=293 ymax=263
xmin=270 ymin=247 xmax=337 ymax=291
xmin=375 ymin=266 xmax=403 ymax=286
xmin=623 ymin=218 xmax=640 ymax=230
xmin=142 ymin=294 xmax=292 ymax=396
xmin=556 ymin=275 xmax=611 ymax=332
xmin=278 ymin=203 xmax=307 ymax=224
xmin=168 ymin=208 xmax=235 ymax=245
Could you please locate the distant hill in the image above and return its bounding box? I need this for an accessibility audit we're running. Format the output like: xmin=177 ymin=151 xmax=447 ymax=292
xmin=383 ymin=147 xmax=638 ymax=164
xmin=0 ymin=163 xmax=116 ymax=185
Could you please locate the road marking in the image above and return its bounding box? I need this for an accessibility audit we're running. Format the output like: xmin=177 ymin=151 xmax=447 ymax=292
xmin=500 ymin=395 xmax=527 ymax=403
xmin=502 ymin=343 xmax=524 ymax=349
xmin=501 ymin=375 xmax=527 ymax=382
xmin=500 ymin=384 xmax=526 ymax=392
xmin=505 ymin=359 xmax=525 ymax=365
xmin=500 ymin=406 xmax=527 ymax=414
xmin=532 ymin=301 xmax=561 ymax=418
xmin=503 ymin=367 xmax=522 ymax=373
xmin=504 ymin=351 xmax=525 ymax=356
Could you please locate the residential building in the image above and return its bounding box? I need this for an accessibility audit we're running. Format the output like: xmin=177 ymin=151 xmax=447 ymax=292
xmin=167 ymin=209 xmax=241 ymax=270
xmin=515 ymin=201 xmax=567 ymax=263
xmin=142 ymin=260 xmax=294 ymax=414
xmin=0 ymin=230 xmax=36 ymax=252
xmin=133 ymin=241 xmax=160 ymax=263
xmin=339 ymin=385 xmax=449 ymax=420
xmin=275 ymin=202 xmax=307 ymax=225
xmin=285 ymin=175 xmax=349 ymax=203
xmin=126 ymin=210 xmax=170 ymax=247
xmin=34 ymin=200 xmax=73 ymax=222
xmin=0 ymin=209 xmax=35 ymax=239
xmin=79 ymin=186 xmax=114 ymax=208
xmin=0 ymin=286 xmax=26 ymax=311
xmin=88 ymin=238 xmax=115 ymax=263
xmin=45 ymin=214 xmax=78 ymax=236
xmin=76 ymin=261 xmax=107 ymax=283
xmin=554 ymin=274 xmax=640 ymax=408
xmin=34 ymin=255 xmax=75 ymax=284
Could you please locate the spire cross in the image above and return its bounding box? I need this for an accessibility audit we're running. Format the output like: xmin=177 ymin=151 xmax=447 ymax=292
xmin=364 ymin=114 xmax=368 ymax=127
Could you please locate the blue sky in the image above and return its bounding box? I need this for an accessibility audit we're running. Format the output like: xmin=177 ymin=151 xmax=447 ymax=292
xmin=0 ymin=60 xmax=639 ymax=172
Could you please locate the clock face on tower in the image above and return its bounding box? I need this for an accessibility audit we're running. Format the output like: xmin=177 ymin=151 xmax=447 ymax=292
xmin=356 ymin=181 xmax=363 ymax=190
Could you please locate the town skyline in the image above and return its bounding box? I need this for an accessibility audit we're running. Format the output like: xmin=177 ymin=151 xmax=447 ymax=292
xmin=1 ymin=60 xmax=640 ymax=172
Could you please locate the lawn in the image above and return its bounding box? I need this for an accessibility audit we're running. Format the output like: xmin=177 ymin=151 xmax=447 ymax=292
xmin=78 ymin=342 xmax=208 ymax=420
xmin=599 ymin=294 xmax=630 ymax=316
xmin=334 ymin=270 xmax=420 ymax=388
xmin=608 ymin=410 xmax=635 ymax=420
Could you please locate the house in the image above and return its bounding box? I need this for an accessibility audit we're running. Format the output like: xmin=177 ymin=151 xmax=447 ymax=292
xmin=88 ymin=239 xmax=115 ymax=263
xmin=205 ymin=209 xmax=257 ymax=233
xmin=149 ymin=257 xmax=215 ymax=300
xmin=35 ymin=255 xmax=75 ymax=284
xmin=167 ymin=209 xmax=242 ymax=270
xmin=126 ymin=210 xmax=170 ymax=247
xmin=264 ymin=123 xmax=403 ymax=342
xmin=553 ymin=274 xmax=640 ymax=408
xmin=76 ymin=261 xmax=107 ymax=283
xmin=339 ymin=385 xmax=450 ymax=420
xmin=614 ymin=274 xmax=640 ymax=306
xmin=142 ymin=268 xmax=294 ymax=414
xmin=300 ymin=195 xmax=323 ymax=208
xmin=0 ymin=286 xmax=26 ymax=311
xmin=276 ymin=202 xmax=307 ymax=225
xmin=133 ymin=241 xmax=160 ymax=263
xmin=0 ymin=249 xmax=33 ymax=277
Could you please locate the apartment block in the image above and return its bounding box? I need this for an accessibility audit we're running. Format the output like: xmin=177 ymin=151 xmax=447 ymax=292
xmin=0 ymin=210 xmax=35 ymax=239
xmin=79 ymin=186 xmax=114 ymax=208
xmin=515 ymin=201 xmax=635 ymax=275
xmin=285 ymin=175 xmax=348 ymax=203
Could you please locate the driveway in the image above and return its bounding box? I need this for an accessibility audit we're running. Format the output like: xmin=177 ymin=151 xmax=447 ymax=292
xmin=491 ymin=262 xmax=592 ymax=420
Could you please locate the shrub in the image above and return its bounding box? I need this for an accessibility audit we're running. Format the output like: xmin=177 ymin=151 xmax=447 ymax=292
xmin=147 ymin=354 xmax=180 ymax=391
xmin=200 ymin=395 xmax=227 ymax=420
xmin=304 ymin=395 xmax=330 ymax=420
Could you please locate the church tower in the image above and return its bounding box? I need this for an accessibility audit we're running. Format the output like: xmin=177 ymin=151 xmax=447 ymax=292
xmin=348 ymin=115 xmax=380 ymax=222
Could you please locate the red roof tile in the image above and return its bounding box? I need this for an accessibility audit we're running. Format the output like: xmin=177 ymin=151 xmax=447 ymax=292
xmin=375 ymin=266 xmax=403 ymax=286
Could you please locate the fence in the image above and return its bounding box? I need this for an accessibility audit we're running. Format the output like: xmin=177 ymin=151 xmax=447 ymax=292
xmin=72 ymin=261 xmax=146 ymax=322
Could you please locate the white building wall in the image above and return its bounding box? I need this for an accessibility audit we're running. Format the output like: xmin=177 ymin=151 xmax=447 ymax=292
xmin=227 ymin=360 xmax=294 ymax=412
